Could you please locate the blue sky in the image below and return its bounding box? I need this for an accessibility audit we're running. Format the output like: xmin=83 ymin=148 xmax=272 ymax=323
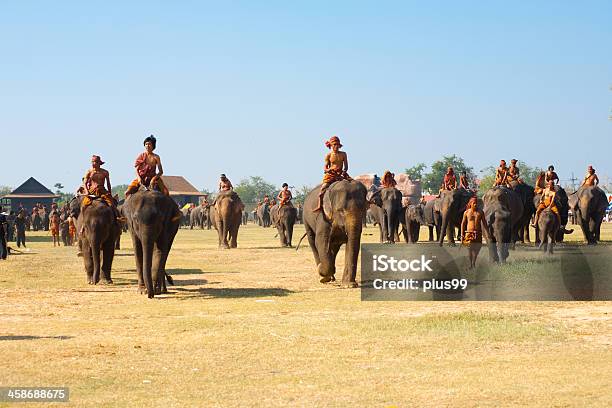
xmin=1 ymin=1 xmax=610 ymax=192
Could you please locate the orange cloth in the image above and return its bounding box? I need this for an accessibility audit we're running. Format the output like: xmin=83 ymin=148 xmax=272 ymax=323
xmin=278 ymin=190 xmax=293 ymax=207
xmin=381 ymin=171 xmax=397 ymax=188
xmin=126 ymin=177 xmax=169 ymax=196
xmin=82 ymin=186 xmax=115 ymax=208
xmin=323 ymin=169 xmax=349 ymax=184
xmin=463 ymin=231 xmax=482 ymax=246
xmin=536 ymin=196 xmax=561 ymax=224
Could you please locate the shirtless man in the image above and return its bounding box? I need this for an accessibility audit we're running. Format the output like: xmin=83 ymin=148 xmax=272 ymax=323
xmin=314 ymin=136 xmax=351 ymax=212
xmin=507 ymin=159 xmax=522 ymax=185
xmin=461 ymin=197 xmax=489 ymax=270
xmin=443 ymin=167 xmax=457 ymax=190
xmin=219 ymin=174 xmax=233 ymax=192
xmin=381 ymin=171 xmax=397 ymax=189
xmin=545 ymin=165 xmax=559 ymax=186
xmin=277 ymin=183 xmax=293 ymax=214
xmin=125 ymin=135 xmax=169 ymax=197
xmin=49 ymin=211 xmax=61 ymax=247
xmin=459 ymin=171 xmax=470 ymax=190
xmin=532 ymin=180 xmax=560 ymax=227
xmin=81 ymin=155 xmax=116 ymax=209
xmin=580 ymin=165 xmax=599 ymax=187
xmin=494 ymin=160 xmax=509 ymax=187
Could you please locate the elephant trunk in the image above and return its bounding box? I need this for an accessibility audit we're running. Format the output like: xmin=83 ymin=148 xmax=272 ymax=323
xmin=344 ymin=215 xmax=363 ymax=286
xmin=91 ymin=236 xmax=102 ymax=285
xmin=439 ymin=213 xmax=449 ymax=247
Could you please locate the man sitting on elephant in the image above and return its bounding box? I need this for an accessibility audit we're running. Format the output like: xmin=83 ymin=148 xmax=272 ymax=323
xmin=81 ymin=155 xmax=116 ymax=210
xmin=507 ymin=159 xmax=523 ymax=185
xmin=459 ymin=171 xmax=471 ymax=190
xmin=125 ymin=135 xmax=169 ymax=197
xmin=314 ymin=136 xmax=351 ymax=212
xmin=219 ymin=174 xmax=233 ymax=191
xmin=494 ymin=160 xmax=509 ymax=186
xmin=381 ymin=171 xmax=397 ymax=188
xmin=201 ymin=194 xmax=210 ymax=207
xmin=277 ymin=183 xmax=293 ymax=215
xmin=443 ymin=167 xmax=457 ymax=190
xmin=580 ymin=165 xmax=599 ymax=187
xmin=532 ymin=181 xmax=560 ymax=227
xmin=545 ymin=165 xmax=559 ymax=186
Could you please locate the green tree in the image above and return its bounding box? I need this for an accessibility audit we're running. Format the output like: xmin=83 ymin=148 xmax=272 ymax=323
xmin=293 ymin=185 xmax=313 ymax=205
xmin=422 ymin=155 xmax=474 ymax=194
xmin=234 ymin=176 xmax=277 ymax=205
xmin=404 ymin=163 xmax=427 ymax=181
xmin=0 ymin=185 xmax=13 ymax=196
xmin=54 ymin=183 xmax=64 ymax=194
xmin=112 ymin=184 xmax=130 ymax=200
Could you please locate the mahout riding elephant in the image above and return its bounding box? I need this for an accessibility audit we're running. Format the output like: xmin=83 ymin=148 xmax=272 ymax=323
xmin=70 ymin=196 xmax=120 ymax=285
xmin=438 ymin=188 xmax=474 ymax=246
xmin=483 ymin=186 xmax=524 ymax=263
xmin=405 ymin=204 xmax=425 ymax=243
xmin=257 ymin=203 xmax=271 ymax=227
xmin=366 ymin=187 xmax=403 ymax=244
xmin=121 ymin=190 xmax=181 ymax=298
xmin=270 ymin=203 xmax=298 ymax=247
xmin=570 ymin=186 xmax=608 ymax=244
xmin=537 ymin=207 xmax=559 ymax=254
xmin=210 ymin=190 xmax=243 ymax=249
xmin=533 ymin=186 xmax=573 ymax=244
xmin=302 ymin=180 xmax=367 ymax=287
xmin=422 ymin=199 xmax=440 ymax=241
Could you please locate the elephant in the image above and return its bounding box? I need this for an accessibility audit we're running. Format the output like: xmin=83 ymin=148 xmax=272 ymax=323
xmin=303 ymin=180 xmax=367 ymax=287
xmin=121 ymin=190 xmax=181 ymax=298
xmin=483 ymin=186 xmax=524 ymax=263
xmin=422 ymin=199 xmax=440 ymax=241
xmin=270 ymin=203 xmax=298 ymax=247
xmin=242 ymin=210 xmax=249 ymax=225
xmin=366 ymin=187 xmax=404 ymax=244
xmin=190 ymin=205 xmax=205 ymax=229
xmin=257 ymin=203 xmax=271 ymax=227
xmin=438 ymin=188 xmax=474 ymax=247
xmin=533 ymin=186 xmax=573 ymax=244
xmin=69 ymin=196 xmax=120 ymax=285
xmin=210 ymin=190 xmax=243 ymax=249
xmin=180 ymin=207 xmax=191 ymax=228
xmin=405 ymin=204 xmax=425 ymax=243
xmin=537 ymin=207 xmax=559 ymax=254
xmin=508 ymin=181 xmax=536 ymax=244
xmin=570 ymin=186 xmax=608 ymax=244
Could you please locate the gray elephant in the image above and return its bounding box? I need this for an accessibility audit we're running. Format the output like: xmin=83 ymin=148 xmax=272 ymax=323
xmin=537 ymin=207 xmax=559 ymax=254
xmin=366 ymin=187 xmax=404 ymax=244
xmin=257 ymin=203 xmax=271 ymax=227
xmin=438 ymin=188 xmax=474 ymax=246
xmin=270 ymin=203 xmax=298 ymax=247
xmin=570 ymin=186 xmax=608 ymax=244
xmin=483 ymin=186 xmax=524 ymax=263
xmin=405 ymin=204 xmax=425 ymax=243
xmin=70 ymin=196 xmax=120 ymax=285
xmin=422 ymin=199 xmax=440 ymax=241
xmin=303 ymin=180 xmax=367 ymax=287
xmin=210 ymin=190 xmax=243 ymax=249
xmin=509 ymin=181 xmax=536 ymax=244
xmin=121 ymin=190 xmax=181 ymax=298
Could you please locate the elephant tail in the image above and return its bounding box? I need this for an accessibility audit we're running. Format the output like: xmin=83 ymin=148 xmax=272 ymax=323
xmin=295 ymin=233 xmax=308 ymax=251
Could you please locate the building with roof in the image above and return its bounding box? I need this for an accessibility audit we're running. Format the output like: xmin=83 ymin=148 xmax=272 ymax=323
xmin=1 ymin=177 xmax=61 ymax=212
xmin=161 ymin=175 xmax=206 ymax=207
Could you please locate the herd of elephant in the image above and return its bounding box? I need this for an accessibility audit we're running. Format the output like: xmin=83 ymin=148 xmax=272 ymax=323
xmin=367 ymin=182 xmax=608 ymax=261
xmin=66 ymin=179 xmax=609 ymax=298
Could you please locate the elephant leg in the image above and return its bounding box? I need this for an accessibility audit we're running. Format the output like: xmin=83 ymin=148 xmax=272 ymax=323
xmin=343 ymin=229 xmax=362 ymax=288
xmin=230 ymin=221 xmax=239 ymax=248
xmin=82 ymin=241 xmax=94 ymax=285
xmin=488 ymin=240 xmax=500 ymax=263
xmin=315 ymin=228 xmax=334 ymax=282
xmin=428 ymin=226 xmax=434 ymax=242
xmin=132 ymin=234 xmax=145 ymax=293
xmin=152 ymin=244 xmax=164 ymax=295
xmin=101 ymin=238 xmax=115 ymax=284
xmin=305 ymin=226 xmax=320 ymax=266
xmin=91 ymin=239 xmax=102 ymax=285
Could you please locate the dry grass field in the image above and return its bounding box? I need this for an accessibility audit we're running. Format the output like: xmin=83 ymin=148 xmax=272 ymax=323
xmin=1 ymin=223 xmax=611 ymax=407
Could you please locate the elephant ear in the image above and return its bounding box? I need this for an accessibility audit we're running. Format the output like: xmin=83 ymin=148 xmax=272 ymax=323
xmin=323 ymin=191 xmax=334 ymax=221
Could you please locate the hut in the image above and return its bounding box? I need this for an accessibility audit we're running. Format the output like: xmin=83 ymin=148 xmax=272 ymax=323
xmin=161 ymin=176 xmax=206 ymax=207
xmin=1 ymin=177 xmax=60 ymax=212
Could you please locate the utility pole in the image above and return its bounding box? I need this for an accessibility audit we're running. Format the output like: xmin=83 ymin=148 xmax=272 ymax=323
xmin=569 ymin=172 xmax=578 ymax=192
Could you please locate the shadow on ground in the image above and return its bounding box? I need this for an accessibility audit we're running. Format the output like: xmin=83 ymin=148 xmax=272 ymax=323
xmin=0 ymin=335 xmax=73 ymax=341
xmin=174 ymin=287 xmax=294 ymax=299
